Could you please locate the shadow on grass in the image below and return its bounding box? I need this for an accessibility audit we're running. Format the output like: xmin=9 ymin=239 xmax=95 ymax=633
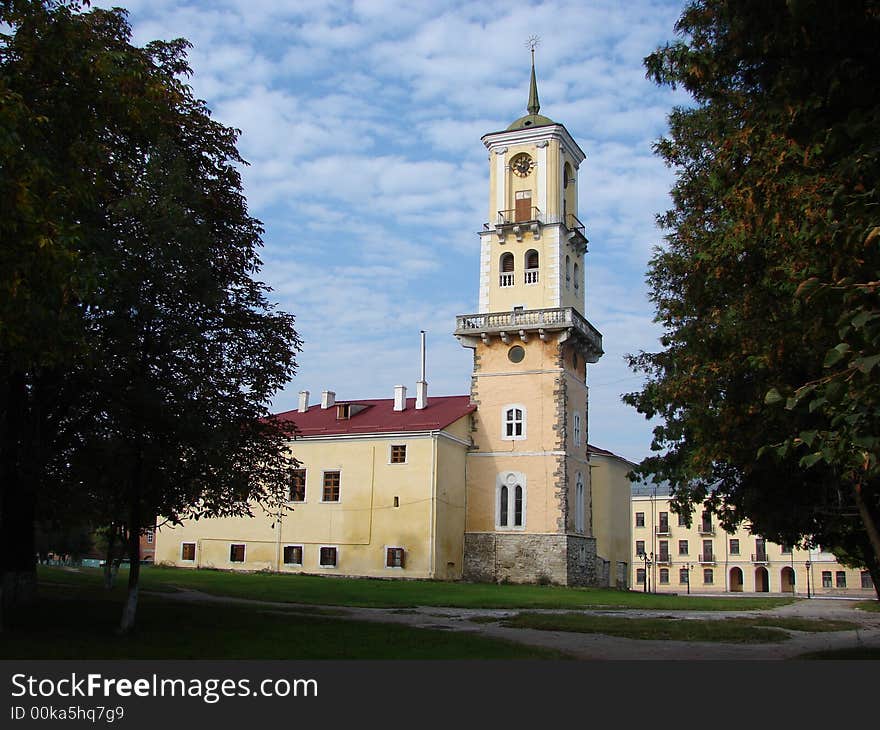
xmin=1 ymin=585 xmax=566 ymax=660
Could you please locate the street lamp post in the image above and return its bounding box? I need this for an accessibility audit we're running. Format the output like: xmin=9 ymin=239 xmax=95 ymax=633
xmin=639 ymin=551 xmax=653 ymax=594
xmin=684 ymin=562 xmax=692 ymax=595
xmin=805 ymin=560 xmax=812 ymax=599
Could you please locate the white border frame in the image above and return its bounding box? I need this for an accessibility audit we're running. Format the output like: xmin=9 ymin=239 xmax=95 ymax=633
xmin=282 ymin=543 xmax=304 ymax=567
xmin=384 ymin=545 xmax=406 ymax=570
xmin=318 ymin=544 xmax=339 ymax=569
xmin=495 ymin=471 xmax=527 ymax=530
xmin=229 ymin=542 xmax=246 ymax=564
xmin=289 ymin=467 xmax=307 ymax=503
xmin=388 ymin=444 xmax=408 ymax=465
xmin=501 ymin=403 xmax=527 ymax=441
xmin=321 ymin=469 xmax=342 ymax=503
xmin=180 ymin=541 xmax=196 ymax=563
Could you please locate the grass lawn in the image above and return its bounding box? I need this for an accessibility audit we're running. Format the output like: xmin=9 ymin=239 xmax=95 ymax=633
xmin=1 ymin=583 xmax=565 ymax=660
xmin=856 ymin=600 xmax=880 ymax=612
xmin=494 ymin=613 xmax=858 ymax=643
xmin=39 ymin=565 xmax=796 ymax=611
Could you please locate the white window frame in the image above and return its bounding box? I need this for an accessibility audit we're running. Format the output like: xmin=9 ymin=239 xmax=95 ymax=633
xmin=229 ymin=543 xmax=246 ymax=563
xmin=384 ymin=546 xmax=406 ymax=570
xmin=573 ymin=411 xmax=581 ymax=445
xmin=318 ymin=545 xmax=338 ymax=569
xmin=282 ymin=544 xmax=304 ymax=567
xmin=180 ymin=541 xmax=196 ymax=562
xmin=289 ymin=467 xmax=307 ymax=503
xmin=145 ymin=529 xmax=154 ymax=544
xmin=501 ymin=404 xmax=527 ymax=441
xmin=389 ymin=444 xmax=408 ymax=465
xmin=496 ymin=472 xmax=527 ymax=530
xmin=321 ymin=469 xmax=342 ymax=503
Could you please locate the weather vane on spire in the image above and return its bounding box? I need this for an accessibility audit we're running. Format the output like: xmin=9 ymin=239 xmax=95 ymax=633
xmin=525 ymin=36 xmax=541 ymax=115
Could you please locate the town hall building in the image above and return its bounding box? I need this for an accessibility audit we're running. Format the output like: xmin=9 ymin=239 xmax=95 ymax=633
xmin=154 ymin=56 xmax=632 ymax=587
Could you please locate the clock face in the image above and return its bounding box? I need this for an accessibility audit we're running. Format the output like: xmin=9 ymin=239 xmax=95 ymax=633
xmin=510 ymin=153 xmax=534 ymax=178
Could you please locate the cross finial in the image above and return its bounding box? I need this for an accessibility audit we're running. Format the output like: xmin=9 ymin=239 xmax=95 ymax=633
xmin=526 ymin=36 xmax=541 ymax=115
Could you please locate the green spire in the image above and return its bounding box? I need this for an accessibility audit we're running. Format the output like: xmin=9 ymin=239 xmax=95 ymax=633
xmin=527 ymin=48 xmax=540 ymax=116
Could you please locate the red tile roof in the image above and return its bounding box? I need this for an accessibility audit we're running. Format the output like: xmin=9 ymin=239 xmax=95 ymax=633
xmin=276 ymin=395 xmax=475 ymax=437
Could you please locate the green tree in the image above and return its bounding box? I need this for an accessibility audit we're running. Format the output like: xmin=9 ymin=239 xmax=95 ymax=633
xmin=1 ymin=0 xmax=302 ymax=630
xmin=625 ymin=0 xmax=880 ymax=597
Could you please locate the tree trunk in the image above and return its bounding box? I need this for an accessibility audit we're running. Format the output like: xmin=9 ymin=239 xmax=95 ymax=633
xmin=853 ymin=481 xmax=880 ymax=601
xmin=118 ymin=474 xmax=141 ymax=635
xmin=103 ymin=524 xmax=117 ymax=590
xmin=0 ymin=369 xmax=38 ymax=631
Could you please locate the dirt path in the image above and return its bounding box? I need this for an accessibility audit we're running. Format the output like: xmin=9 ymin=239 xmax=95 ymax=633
xmin=152 ymin=588 xmax=880 ymax=659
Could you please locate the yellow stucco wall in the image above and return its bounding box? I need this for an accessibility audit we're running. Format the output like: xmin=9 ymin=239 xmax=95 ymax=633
xmin=466 ymin=336 xmax=590 ymax=537
xmin=589 ymin=451 xmax=633 ymax=588
xmin=155 ymin=421 xmax=470 ymax=579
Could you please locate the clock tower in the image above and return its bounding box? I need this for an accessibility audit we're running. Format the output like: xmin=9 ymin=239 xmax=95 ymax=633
xmin=455 ymin=51 xmax=604 ymax=585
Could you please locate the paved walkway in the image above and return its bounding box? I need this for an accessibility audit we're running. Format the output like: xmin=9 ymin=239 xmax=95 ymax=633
xmin=154 ymin=588 xmax=880 ymax=659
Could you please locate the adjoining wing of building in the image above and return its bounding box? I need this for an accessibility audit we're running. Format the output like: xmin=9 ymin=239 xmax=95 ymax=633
xmin=631 ymin=478 xmax=875 ymax=596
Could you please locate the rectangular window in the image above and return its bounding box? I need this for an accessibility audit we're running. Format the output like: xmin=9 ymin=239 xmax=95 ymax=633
xmin=636 ymin=540 xmax=645 ymax=556
xmin=659 ymin=568 xmax=669 ymax=584
xmin=658 ymin=512 xmax=669 ymax=532
xmin=283 ymin=545 xmax=303 ymax=566
xmin=679 ymin=568 xmax=689 ymax=584
xmin=822 ymin=571 xmax=832 ymax=588
xmin=636 ymin=568 xmax=645 ymax=584
xmin=703 ymin=568 xmax=714 ymax=584
xmin=729 ymin=538 xmax=740 ymax=555
xmin=181 ymin=542 xmax=196 ymax=561
xmin=836 ymin=571 xmax=847 ymax=588
xmin=145 ymin=529 xmax=154 ymax=544
xmin=635 ymin=512 xmax=645 ymax=527
xmin=322 ymin=471 xmax=341 ymax=502
xmin=677 ymin=511 xmax=687 ymax=527
xmin=701 ymin=512 xmax=712 ymax=533
xmin=658 ymin=540 xmax=669 ymax=561
xmin=390 ymin=445 xmax=407 ymax=464
xmin=290 ymin=469 xmax=306 ymax=502
xmin=319 ymin=546 xmax=338 ymax=567
xmin=679 ymin=540 xmax=689 ymax=556
xmin=230 ymin=544 xmax=245 ymax=563
xmin=386 ymin=547 xmax=405 ymax=568
xmin=780 ymin=543 xmax=792 ymax=554
xmin=862 ymin=571 xmax=874 ymax=589
xmin=702 ymin=540 xmax=713 ymax=561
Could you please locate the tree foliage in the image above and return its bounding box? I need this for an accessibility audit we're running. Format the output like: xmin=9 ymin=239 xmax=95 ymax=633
xmin=1 ymin=0 xmax=302 ymax=628
xmin=625 ymin=0 xmax=880 ymax=594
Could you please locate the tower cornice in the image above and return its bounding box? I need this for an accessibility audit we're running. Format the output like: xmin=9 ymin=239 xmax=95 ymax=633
xmin=481 ymin=124 xmax=586 ymax=166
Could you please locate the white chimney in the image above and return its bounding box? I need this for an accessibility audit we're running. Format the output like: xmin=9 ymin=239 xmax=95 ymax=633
xmin=394 ymin=385 xmax=407 ymax=412
xmin=415 ymin=330 xmax=428 ymax=410
xmin=298 ymin=390 xmax=310 ymax=413
xmin=321 ymin=390 xmax=335 ymax=409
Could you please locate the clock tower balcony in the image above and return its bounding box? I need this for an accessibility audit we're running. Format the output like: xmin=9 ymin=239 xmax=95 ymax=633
xmin=454 ymin=306 xmax=603 ymax=362
xmin=484 ymin=210 xmax=588 ymax=253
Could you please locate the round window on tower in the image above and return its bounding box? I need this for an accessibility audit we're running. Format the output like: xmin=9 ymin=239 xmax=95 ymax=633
xmin=508 ymin=345 xmax=525 ymax=363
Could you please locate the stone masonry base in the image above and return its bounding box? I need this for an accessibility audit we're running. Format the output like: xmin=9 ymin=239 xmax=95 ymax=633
xmin=463 ymin=532 xmax=597 ymax=586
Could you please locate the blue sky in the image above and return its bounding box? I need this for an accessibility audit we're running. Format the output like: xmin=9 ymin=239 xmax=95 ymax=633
xmin=95 ymin=0 xmax=690 ymax=464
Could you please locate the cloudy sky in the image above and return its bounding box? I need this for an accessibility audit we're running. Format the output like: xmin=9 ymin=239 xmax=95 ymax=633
xmin=94 ymin=0 xmax=690 ymax=464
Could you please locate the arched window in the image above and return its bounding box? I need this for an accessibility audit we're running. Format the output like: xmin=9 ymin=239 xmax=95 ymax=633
xmin=497 ymin=472 xmax=526 ymax=529
xmin=499 ymin=252 xmax=514 ymax=288
xmin=563 ymin=162 xmax=573 ymax=189
xmin=502 ymin=405 xmax=526 ymax=440
xmin=575 ymin=472 xmax=585 ymax=533
xmin=524 ymin=249 xmax=539 ymax=284
xmin=565 ymin=255 xmax=571 ymax=289
xmin=573 ymin=262 xmax=580 ymax=290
